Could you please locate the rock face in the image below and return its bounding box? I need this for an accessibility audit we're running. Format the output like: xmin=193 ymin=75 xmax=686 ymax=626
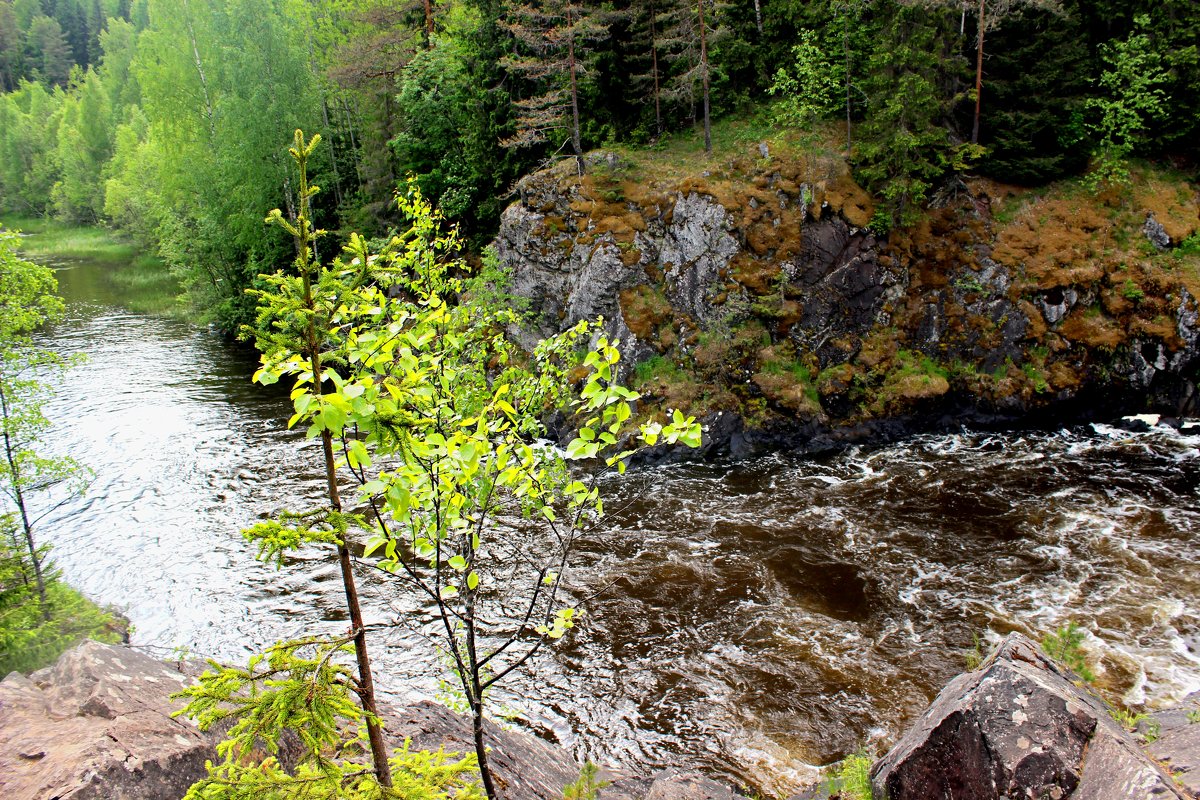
xmin=870 ymin=633 xmax=1186 ymax=800
xmin=0 ymin=640 xmax=214 ymax=800
xmin=1146 ymin=692 xmax=1200 ymax=798
xmin=493 ymin=151 xmax=1200 ymax=458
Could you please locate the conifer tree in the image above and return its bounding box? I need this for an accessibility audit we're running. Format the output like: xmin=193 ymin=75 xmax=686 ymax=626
xmin=628 ymin=0 xmax=665 ymax=137
xmin=501 ymin=0 xmax=609 ymax=173
xmin=855 ymin=2 xmax=965 ymax=227
xmin=657 ymin=0 xmax=727 ymax=154
xmin=906 ymin=0 xmax=1060 ymax=144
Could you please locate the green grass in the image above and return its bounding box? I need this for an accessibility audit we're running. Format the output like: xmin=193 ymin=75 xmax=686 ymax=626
xmin=1 ymin=216 xmax=184 ymax=317
xmin=0 ymin=215 xmax=137 ymax=263
xmin=633 ymin=354 xmax=682 ymax=384
xmin=112 ymin=255 xmax=184 ymax=317
xmin=607 ymin=103 xmax=844 ymax=184
xmin=827 ymin=751 xmax=873 ymax=800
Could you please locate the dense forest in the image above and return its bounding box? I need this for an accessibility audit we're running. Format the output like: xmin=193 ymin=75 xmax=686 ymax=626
xmin=1 ymin=0 xmax=1198 ymax=330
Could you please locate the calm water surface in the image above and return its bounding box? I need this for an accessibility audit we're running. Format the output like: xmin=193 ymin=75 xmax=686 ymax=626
xmin=32 ymin=258 xmax=1200 ymax=796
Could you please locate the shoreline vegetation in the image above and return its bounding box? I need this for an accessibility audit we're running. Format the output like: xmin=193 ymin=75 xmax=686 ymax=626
xmin=0 ymin=539 xmax=126 ymax=675
xmin=0 ymin=228 xmax=127 ymax=676
xmin=0 ymin=216 xmax=183 ymax=318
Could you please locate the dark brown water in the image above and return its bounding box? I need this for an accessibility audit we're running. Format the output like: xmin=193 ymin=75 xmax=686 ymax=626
xmin=33 ymin=259 xmax=1200 ymax=796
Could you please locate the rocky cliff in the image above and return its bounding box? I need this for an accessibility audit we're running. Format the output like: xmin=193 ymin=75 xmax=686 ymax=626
xmin=494 ymin=146 xmax=1200 ymax=456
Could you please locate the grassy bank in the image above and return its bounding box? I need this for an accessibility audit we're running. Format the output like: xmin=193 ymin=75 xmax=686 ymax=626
xmin=0 ymin=538 xmax=125 ymax=675
xmin=0 ymin=215 xmax=138 ymax=262
xmin=0 ymin=216 xmax=184 ymax=317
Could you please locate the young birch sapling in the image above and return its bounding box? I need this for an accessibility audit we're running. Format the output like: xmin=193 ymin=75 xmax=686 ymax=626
xmin=182 ymin=130 xmax=702 ymax=800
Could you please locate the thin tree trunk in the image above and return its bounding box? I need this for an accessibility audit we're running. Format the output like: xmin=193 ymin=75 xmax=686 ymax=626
xmin=568 ymin=3 xmax=583 ymax=174
xmin=844 ymin=8 xmax=851 ymax=154
xmin=651 ymin=0 xmax=662 ymax=136
xmin=180 ymin=0 xmax=215 ymax=139
xmin=293 ymin=147 xmax=391 ymax=790
xmin=340 ymin=97 xmax=364 ymax=187
xmin=464 ymin=594 xmax=497 ymax=799
xmin=0 ymin=378 xmax=49 ymax=620
xmin=306 ymin=329 xmax=392 ymax=791
xmin=752 ymin=0 xmax=763 ymax=35
xmin=972 ymin=0 xmax=985 ymax=144
xmin=423 ymin=0 xmax=434 ymax=47
xmin=698 ymin=0 xmax=712 ymax=155
xmin=320 ymin=98 xmax=344 ymax=207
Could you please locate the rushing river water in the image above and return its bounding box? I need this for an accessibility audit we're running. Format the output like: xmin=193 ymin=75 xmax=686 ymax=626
xmin=31 ymin=257 xmax=1200 ymax=796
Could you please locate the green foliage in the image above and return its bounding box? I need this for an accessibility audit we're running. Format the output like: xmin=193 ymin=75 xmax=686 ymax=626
xmin=828 ymin=751 xmax=873 ymax=800
xmin=963 ymin=632 xmax=986 ymax=670
xmin=1085 ymin=15 xmax=1169 ymax=190
xmin=1041 ymin=621 xmax=1095 ymax=683
xmin=975 ymin=7 xmax=1090 ymax=183
xmin=243 ymin=132 xmax=700 ymax=798
xmin=1187 ymin=709 xmax=1200 ymax=724
xmin=633 ymin=355 xmax=683 ymax=385
xmin=768 ymin=28 xmax=842 ymax=129
xmin=176 ymin=639 xmax=483 ymax=800
xmin=4 ymin=0 xmax=1200 ymax=324
xmin=562 ymin=762 xmax=610 ymax=800
xmin=1108 ymin=706 xmax=1158 ymax=743
xmin=853 ymin=3 xmax=963 ymax=227
xmin=0 ymin=228 xmax=109 ymax=673
xmin=0 ymin=520 xmax=119 ymax=674
xmin=1120 ymin=278 xmax=1144 ymax=302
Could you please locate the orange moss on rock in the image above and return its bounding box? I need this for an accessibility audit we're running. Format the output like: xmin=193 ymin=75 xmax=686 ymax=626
xmin=1046 ymin=362 xmax=1081 ymax=391
xmin=993 ymin=198 xmax=1114 ymax=290
xmin=1059 ymin=309 xmax=1125 ymax=350
xmin=818 ymin=172 xmax=874 ymax=228
xmin=1132 ymin=178 xmax=1199 ymax=243
xmin=731 ymin=252 xmax=783 ymax=296
xmin=619 ymin=285 xmax=674 ymax=342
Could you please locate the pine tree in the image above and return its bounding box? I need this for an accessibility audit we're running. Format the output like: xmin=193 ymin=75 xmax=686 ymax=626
xmin=26 ymin=15 xmax=73 ymax=86
xmin=657 ymin=0 xmax=728 ymax=154
xmin=855 ymin=2 xmax=965 ymax=227
xmin=628 ymin=0 xmax=665 ymax=137
xmin=501 ymin=0 xmax=609 ymax=173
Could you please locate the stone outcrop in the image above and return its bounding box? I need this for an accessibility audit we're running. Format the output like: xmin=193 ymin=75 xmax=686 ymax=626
xmin=1 ymin=641 xmax=743 ymax=800
xmin=870 ymin=633 xmax=1187 ymax=800
xmin=493 ymin=151 xmax=1200 ymax=458
xmin=1145 ymin=692 xmax=1200 ymax=798
xmin=0 ymin=640 xmax=214 ymax=800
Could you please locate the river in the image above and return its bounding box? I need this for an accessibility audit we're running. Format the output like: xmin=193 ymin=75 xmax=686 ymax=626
xmin=31 ymin=256 xmax=1200 ymax=797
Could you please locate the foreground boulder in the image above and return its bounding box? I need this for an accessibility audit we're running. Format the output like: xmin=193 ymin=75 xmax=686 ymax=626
xmin=0 ymin=640 xmax=214 ymax=800
xmin=870 ymin=633 xmax=1186 ymax=800
xmin=1 ymin=641 xmax=742 ymax=799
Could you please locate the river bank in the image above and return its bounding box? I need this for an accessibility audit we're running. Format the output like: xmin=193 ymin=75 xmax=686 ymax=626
xmin=0 ymin=217 xmax=181 ymax=318
xmin=4 ymin=636 xmax=1197 ymax=799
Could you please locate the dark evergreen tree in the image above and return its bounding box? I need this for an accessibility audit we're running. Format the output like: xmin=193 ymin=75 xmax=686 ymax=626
xmin=500 ymin=0 xmax=609 ymax=173
xmin=658 ymin=0 xmax=729 ymax=154
xmin=854 ymin=1 xmax=967 ymax=226
xmin=973 ymin=6 xmax=1090 ymax=183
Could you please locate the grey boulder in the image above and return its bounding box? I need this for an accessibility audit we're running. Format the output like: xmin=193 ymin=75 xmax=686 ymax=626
xmin=870 ymin=632 xmax=1186 ymax=800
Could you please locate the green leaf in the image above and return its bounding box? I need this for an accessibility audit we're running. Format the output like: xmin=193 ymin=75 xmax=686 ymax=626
xmin=467 ymin=571 xmax=480 ymax=591
xmin=448 ymin=555 xmax=467 ymax=571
